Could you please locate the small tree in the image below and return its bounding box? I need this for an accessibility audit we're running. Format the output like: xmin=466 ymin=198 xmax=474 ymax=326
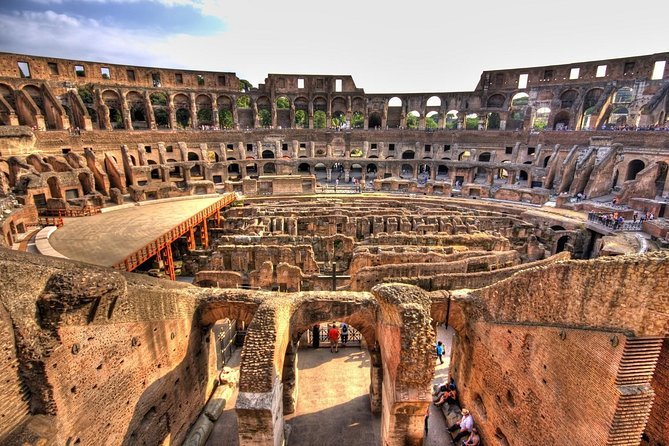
xmin=237 ymin=95 xmax=250 ymax=108
xmin=219 ymin=109 xmax=233 ymax=128
xmin=258 ymin=109 xmax=271 ymax=127
xmin=314 ymin=110 xmax=326 ymax=128
xmin=295 ymin=109 xmax=306 ymax=127
xmin=276 ymin=97 xmax=290 ymax=109
xmin=406 ymin=113 xmax=419 ymax=129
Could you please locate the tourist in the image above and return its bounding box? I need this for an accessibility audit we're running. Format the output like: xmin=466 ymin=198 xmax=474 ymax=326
xmin=312 ymin=324 xmax=320 ymax=348
xmin=436 ymin=340 xmax=445 ymax=364
xmin=340 ymin=322 xmax=349 ymax=345
xmin=434 ymin=383 xmax=457 ymax=407
xmin=462 ymin=427 xmax=480 ymax=446
xmin=328 ymin=323 xmax=340 ymax=353
xmin=424 ymin=405 xmax=430 ymax=434
xmin=448 ymin=408 xmax=474 ymax=443
xmin=633 ymin=212 xmax=638 ymax=223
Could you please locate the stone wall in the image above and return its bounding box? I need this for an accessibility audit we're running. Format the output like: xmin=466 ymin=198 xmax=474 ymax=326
xmin=0 ymin=302 xmax=30 ymax=440
xmin=646 ymin=338 xmax=669 ymax=446
xmin=451 ymin=323 xmax=624 ymax=445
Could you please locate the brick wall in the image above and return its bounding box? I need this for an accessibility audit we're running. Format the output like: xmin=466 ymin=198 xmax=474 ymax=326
xmin=451 ymin=323 xmax=624 ymax=445
xmin=0 ymin=304 xmax=30 ymax=440
xmin=646 ymin=337 xmax=669 ymax=445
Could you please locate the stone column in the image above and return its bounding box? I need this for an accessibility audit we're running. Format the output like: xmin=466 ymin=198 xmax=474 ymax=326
xmin=211 ymin=94 xmax=220 ymax=129
xmin=282 ymin=339 xmax=299 ymax=414
xmin=165 ymin=94 xmax=175 ymax=130
xmin=121 ymin=90 xmax=132 ymax=130
xmin=373 ymin=284 xmax=434 ymax=446
xmin=369 ymin=347 xmax=382 ymax=413
xmin=189 ymin=93 xmax=197 ymax=129
xmin=144 ymin=91 xmax=156 ymax=130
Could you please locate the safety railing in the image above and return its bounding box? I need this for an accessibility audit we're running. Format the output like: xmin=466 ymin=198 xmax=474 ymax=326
xmin=38 ymin=216 xmax=64 ymax=228
xmin=587 ymin=212 xmax=643 ymax=231
xmin=38 ymin=206 xmax=101 ymax=217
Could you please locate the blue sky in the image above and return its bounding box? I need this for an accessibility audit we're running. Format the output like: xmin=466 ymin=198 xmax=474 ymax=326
xmin=0 ymin=0 xmax=668 ymax=93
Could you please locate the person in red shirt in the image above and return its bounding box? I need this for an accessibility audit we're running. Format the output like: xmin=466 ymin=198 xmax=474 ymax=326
xmin=328 ymin=323 xmax=340 ymax=353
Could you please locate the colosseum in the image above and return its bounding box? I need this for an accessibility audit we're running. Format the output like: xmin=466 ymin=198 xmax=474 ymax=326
xmin=0 ymin=51 xmax=668 ymax=446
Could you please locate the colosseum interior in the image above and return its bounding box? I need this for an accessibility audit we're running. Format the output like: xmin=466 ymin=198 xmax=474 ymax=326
xmin=0 ymin=51 xmax=668 ymax=446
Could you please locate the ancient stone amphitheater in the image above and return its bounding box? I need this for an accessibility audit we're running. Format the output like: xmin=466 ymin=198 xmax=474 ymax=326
xmin=0 ymin=51 xmax=668 ymax=446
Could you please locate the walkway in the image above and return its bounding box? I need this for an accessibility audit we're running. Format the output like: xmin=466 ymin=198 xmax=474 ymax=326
xmin=285 ymin=346 xmax=380 ymax=445
xmin=206 ymin=349 xmax=241 ymax=446
xmin=424 ymin=325 xmax=456 ymax=446
xmin=48 ymin=196 xmax=224 ymax=267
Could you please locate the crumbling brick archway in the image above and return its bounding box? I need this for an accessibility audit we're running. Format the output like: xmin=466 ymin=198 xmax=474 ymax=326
xmin=234 ymin=285 xmax=436 ymax=446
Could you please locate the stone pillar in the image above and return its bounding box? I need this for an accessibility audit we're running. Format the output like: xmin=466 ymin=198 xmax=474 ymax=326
xmin=344 ymin=169 xmax=350 ymax=182
xmin=121 ymin=91 xmax=132 ymax=130
xmin=507 ymin=170 xmax=517 ymax=185
xmin=189 ymin=93 xmax=198 ymax=129
xmin=168 ymin=95 xmax=177 ymax=130
xmin=220 ymin=143 xmax=227 ymax=162
xmin=236 ymin=375 xmax=284 ymax=446
xmin=282 ymin=340 xmax=299 ymax=414
xmin=326 ymin=167 xmax=332 ymax=182
xmin=374 ymin=284 xmax=434 ymax=446
xmin=212 ymin=94 xmax=220 ymax=129
xmin=369 ymin=348 xmax=382 ymax=413
xmin=144 ymin=91 xmax=156 ymax=130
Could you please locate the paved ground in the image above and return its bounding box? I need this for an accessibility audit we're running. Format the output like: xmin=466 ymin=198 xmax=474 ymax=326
xmin=424 ymin=325 xmax=456 ymax=446
xmin=206 ymin=348 xmax=241 ymax=446
xmin=206 ymin=326 xmax=456 ymax=446
xmin=284 ymin=346 xmax=381 ymax=446
xmin=48 ymin=196 xmax=221 ymax=266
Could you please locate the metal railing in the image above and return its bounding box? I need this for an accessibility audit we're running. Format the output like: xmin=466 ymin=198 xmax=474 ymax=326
xmin=111 ymin=193 xmax=236 ymax=272
xmin=38 ymin=216 xmax=64 ymax=228
xmin=39 ymin=206 xmax=101 ymax=217
xmin=306 ymin=325 xmax=362 ymax=347
xmin=587 ymin=212 xmax=643 ymax=231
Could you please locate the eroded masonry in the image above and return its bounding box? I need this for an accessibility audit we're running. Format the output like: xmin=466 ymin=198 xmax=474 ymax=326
xmin=0 ymin=51 xmax=668 ymax=446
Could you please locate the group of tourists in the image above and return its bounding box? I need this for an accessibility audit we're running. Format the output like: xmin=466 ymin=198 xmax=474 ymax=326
xmin=426 ymin=377 xmax=480 ymax=445
xmin=312 ymin=322 xmax=349 ymax=352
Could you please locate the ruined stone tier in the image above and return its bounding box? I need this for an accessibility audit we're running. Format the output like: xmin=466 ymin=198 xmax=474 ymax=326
xmin=3 ymin=129 xmax=668 ymax=216
xmin=0 ymin=51 xmax=667 ymax=132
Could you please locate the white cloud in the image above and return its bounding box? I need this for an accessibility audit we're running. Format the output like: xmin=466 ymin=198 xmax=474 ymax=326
xmin=4 ymin=0 xmax=669 ymax=92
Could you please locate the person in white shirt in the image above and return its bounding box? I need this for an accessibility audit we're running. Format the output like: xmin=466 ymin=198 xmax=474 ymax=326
xmin=448 ymin=408 xmax=474 ymax=443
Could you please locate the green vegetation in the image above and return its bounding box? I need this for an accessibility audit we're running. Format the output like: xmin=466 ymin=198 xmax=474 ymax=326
xmin=511 ymin=95 xmax=529 ymax=107
xmin=150 ymin=92 xmax=167 ymax=106
xmin=276 ymin=97 xmax=290 ymax=109
xmin=258 ymin=109 xmax=271 ymax=127
xmin=154 ymin=109 xmax=168 ymax=127
xmin=78 ymin=85 xmax=94 ymax=105
xmin=239 ymin=79 xmax=252 ymax=92
xmin=406 ymin=113 xmax=419 ymax=129
xmin=425 ymin=115 xmax=438 ymax=129
xmin=295 ymin=109 xmax=307 ymax=127
xmin=237 ymin=95 xmax=251 ymax=108
xmin=175 ymin=108 xmax=190 ymax=128
xmin=219 ymin=109 xmax=234 ymax=128
xmin=351 ymin=111 xmax=364 ymax=128
xmin=487 ymin=113 xmax=500 ymax=129
xmin=332 ymin=113 xmax=346 ymax=128
xmin=465 ymin=116 xmax=479 ymax=130
xmin=197 ymin=108 xmax=212 ymax=124
xmin=314 ymin=110 xmax=326 ymax=128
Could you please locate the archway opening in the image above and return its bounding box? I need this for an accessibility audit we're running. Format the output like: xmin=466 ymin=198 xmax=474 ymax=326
xmin=626 ymin=160 xmax=645 ymax=181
